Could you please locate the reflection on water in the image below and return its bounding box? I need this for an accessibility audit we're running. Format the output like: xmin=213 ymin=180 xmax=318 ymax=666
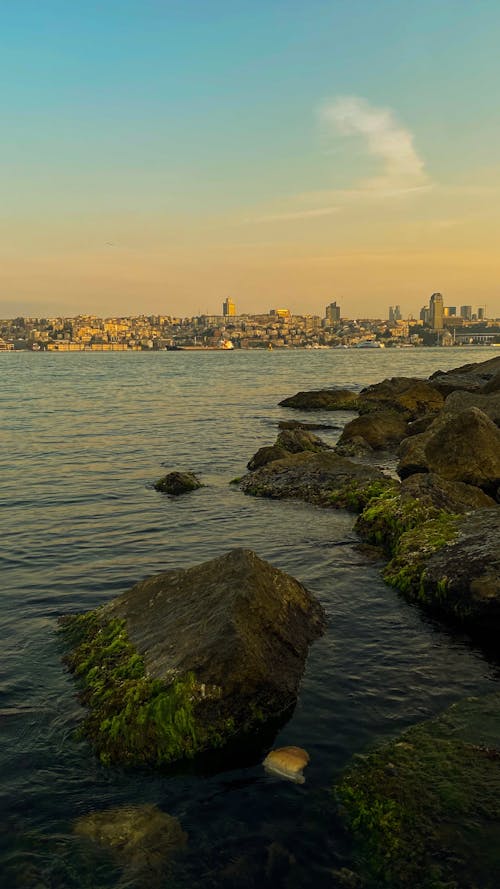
xmin=1 ymin=348 xmax=499 ymax=886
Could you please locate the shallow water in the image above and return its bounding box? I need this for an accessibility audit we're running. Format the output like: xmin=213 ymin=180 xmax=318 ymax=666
xmin=1 ymin=347 xmax=499 ymax=887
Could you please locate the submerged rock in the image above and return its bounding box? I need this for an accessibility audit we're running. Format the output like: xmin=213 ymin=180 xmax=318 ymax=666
xmin=74 ymin=804 xmax=186 ymax=885
xmin=279 ymin=388 xmax=359 ymax=411
xmin=263 ymin=746 xmax=310 ymax=783
xmin=336 ymin=693 xmax=500 ymax=889
xmin=153 ymin=471 xmax=202 ymax=495
xmin=60 ymin=549 xmax=325 ymax=767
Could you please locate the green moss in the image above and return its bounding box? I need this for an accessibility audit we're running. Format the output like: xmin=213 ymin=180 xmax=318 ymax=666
xmin=328 ymin=478 xmax=398 ymax=513
xmin=383 ymin=513 xmax=459 ymax=607
xmin=59 ymin=612 xmax=230 ymax=767
xmin=355 ymin=493 xmax=447 ymax=556
xmin=336 ymin=696 xmax=500 ymax=888
xmin=229 ymin=477 xmax=242 ymax=485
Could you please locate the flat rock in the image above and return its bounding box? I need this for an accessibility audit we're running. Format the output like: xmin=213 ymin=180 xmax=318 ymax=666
xmin=240 ymin=451 xmax=391 ymax=508
xmin=429 ymin=355 xmax=500 ymax=396
xmin=279 ymin=388 xmax=359 ymax=411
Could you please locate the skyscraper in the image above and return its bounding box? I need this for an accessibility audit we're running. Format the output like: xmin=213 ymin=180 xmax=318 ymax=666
xmin=429 ymin=292 xmax=444 ymax=330
xmin=325 ymin=301 xmax=341 ymax=324
xmin=460 ymin=305 xmax=472 ymax=320
xmin=223 ymin=298 xmax=236 ymax=317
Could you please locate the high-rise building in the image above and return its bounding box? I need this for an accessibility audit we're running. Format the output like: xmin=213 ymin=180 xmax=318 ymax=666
xmin=388 ymin=305 xmax=402 ymax=324
xmin=420 ymin=306 xmax=430 ymax=324
xmin=223 ymin=298 xmax=236 ymax=317
xmin=429 ymin=292 xmax=444 ymax=330
xmin=477 ymin=307 xmax=484 ymax=320
xmin=460 ymin=305 xmax=472 ymax=320
xmin=325 ymin=301 xmax=341 ymax=324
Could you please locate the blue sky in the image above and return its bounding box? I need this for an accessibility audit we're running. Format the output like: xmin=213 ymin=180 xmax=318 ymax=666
xmin=1 ymin=0 xmax=500 ymax=317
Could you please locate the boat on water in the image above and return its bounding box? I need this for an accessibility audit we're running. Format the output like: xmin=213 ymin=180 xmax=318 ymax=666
xmin=355 ymin=340 xmax=385 ymax=349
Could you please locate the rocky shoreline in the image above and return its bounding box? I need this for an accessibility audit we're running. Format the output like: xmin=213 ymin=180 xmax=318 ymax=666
xmin=59 ymin=354 xmax=500 ymax=888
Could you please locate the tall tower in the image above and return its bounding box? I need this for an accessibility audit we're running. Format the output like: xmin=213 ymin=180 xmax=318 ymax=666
xmin=325 ymin=301 xmax=341 ymax=324
xmin=223 ymin=297 xmax=236 ymax=317
xmin=429 ymin=292 xmax=444 ymax=330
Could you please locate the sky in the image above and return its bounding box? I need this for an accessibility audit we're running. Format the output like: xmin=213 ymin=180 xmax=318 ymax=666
xmin=1 ymin=0 xmax=500 ymax=319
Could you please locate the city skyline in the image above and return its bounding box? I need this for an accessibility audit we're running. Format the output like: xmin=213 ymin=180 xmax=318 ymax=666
xmin=2 ymin=1 xmax=500 ymax=318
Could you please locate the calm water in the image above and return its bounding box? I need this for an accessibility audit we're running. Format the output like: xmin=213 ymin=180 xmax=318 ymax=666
xmin=1 ymin=347 xmax=499 ymax=887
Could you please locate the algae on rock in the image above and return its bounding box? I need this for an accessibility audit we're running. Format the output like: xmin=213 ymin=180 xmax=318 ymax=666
xmin=60 ymin=549 xmax=325 ymax=768
xmin=335 ymin=694 xmax=500 ymax=889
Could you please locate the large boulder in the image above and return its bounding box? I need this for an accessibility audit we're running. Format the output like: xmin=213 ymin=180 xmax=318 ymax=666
xmin=240 ymin=450 xmax=394 ymax=510
xmin=398 ymin=407 xmax=500 ymax=495
xmin=357 ymin=377 xmax=444 ymax=418
xmin=336 ymin=410 xmax=408 ymax=452
xmin=335 ymin=693 xmax=500 ymax=888
xmin=60 ymin=549 xmax=325 ymax=767
xmin=279 ymin=388 xmax=359 ymax=411
xmin=423 ymin=407 xmax=500 ymax=497
xmin=442 ymin=389 xmax=500 ymax=426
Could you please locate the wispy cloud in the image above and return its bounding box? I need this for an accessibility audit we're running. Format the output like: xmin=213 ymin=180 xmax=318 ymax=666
xmin=320 ymin=95 xmax=430 ymax=193
xmin=243 ymin=206 xmax=339 ymax=224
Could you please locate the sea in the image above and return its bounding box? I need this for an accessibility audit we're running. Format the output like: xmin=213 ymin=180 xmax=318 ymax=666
xmin=1 ymin=346 xmax=499 ymax=888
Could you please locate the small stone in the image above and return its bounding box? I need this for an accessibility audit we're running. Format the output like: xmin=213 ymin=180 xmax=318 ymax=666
xmin=153 ymin=471 xmax=202 ymax=495
xmin=263 ymin=746 xmax=310 ymax=783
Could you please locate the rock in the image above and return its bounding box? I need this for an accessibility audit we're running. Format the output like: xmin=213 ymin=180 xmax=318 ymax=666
xmin=429 ymin=355 xmax=500 ymax=396
xmin=278 ymin=420 xmax=339 ymax=431
xmin=357 ymin=377 xmax=444 ymax=419
xmin=247 ymin=444 xmax=290 ymax=471
xmin=74 ymin=804 xmax=187 ymax=883
xmin=334 ymin=434 xmax=374 ymax=458
xmin=279 ymin=388 xmax=359 ymax=411
xmin=335 ymin=693 xmax=500 ymax=888
xmin=442 ymin=389 xmax=500 ymax=426
xmin=154 ymin=471 xmax=202 ymax=495
xmin=263 ymin=746 xmax=310 ymax=783
xmin=60 ymin=549 xmax=325 ymax=767
xmin=398 ymin=407 xmax=500 ymax=494
xmin=336 ymin=410 xmax=408 ymax=451
xmin=421 ymin=508 xmax=500 ymax=630
xmin=247 ymin=429 xmax=330 ymax=471
xmin=405 ymin=414 xmax=437 ymax=436
xmin=401 ymin=473 xmax=496 ymax=513
xmin=276 ymin=428 xmax=331 ymax=454
xmin=239 ymin=451 xmax=393 ymax=509
xmin=423 ymin=408 xmax=500 ymax=497
xmin=482 ymin=368 xmax=500 ymax=394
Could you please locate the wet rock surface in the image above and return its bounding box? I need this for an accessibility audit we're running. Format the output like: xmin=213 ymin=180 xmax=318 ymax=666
xmin=336 ymin=410 xmax=408 ymax=452
xmin=153 ymin=471 xmax=202 ymax=495
xmin=60 ymin=549 xmax=325 ymax=767
xmin=335 ymin=693 xmax=500 ymax=889
xmin=279 ymin=388 xmax=359 ymax=411
xmin=240 ymin=451 xmax=392 ymax=508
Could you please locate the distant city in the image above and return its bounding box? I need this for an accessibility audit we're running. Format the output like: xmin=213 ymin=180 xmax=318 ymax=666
xmin=1 ymin=295 xmax=499 ymax=351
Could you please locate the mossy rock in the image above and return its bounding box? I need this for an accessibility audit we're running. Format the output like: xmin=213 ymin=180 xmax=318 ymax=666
xmin=59 ymin=549 xmax=325 ymax=768
xmin=382 ymin=512 xmax=460 ymax=604
xmin=328 ymin=478 xmax=399 ymax=513
xmin=335 ymin=693 xmax=500 ymax=889
xmin=153 ymin=471 xmax=202 ymax=495
xmin=354 ymin=492 xmax=442 ymax=556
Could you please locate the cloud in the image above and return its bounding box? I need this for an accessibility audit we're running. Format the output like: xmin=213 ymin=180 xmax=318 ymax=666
xmin=243 ymin=206 xmax=339 ymax=224
xmin=320 ymin=95 xmax=429 ymax=193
